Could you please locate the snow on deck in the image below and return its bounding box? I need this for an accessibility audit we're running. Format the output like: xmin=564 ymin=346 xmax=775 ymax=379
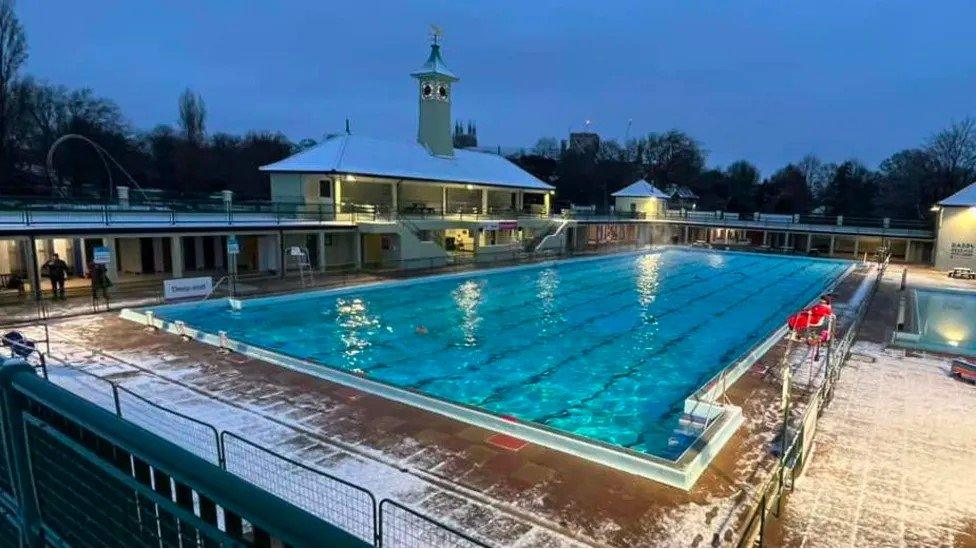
xmin=27 ymin=323 xmax=585 ymax=547
xmin=776 ymin=342 xmax=976 ymax=547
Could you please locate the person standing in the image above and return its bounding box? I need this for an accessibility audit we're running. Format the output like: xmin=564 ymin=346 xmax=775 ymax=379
xmin=91 ymin=263 xmax=111 ymax=303
xmin=43 ymin=253 xmax=69 ymax=300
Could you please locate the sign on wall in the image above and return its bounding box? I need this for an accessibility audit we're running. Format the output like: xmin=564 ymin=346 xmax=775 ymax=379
xmin=92 ymin=246 xmax=111 ymax=265
xmin=163 ymin=276 xmax=213 ymax=301
xmin=227 ymin=235 xmax=240 ymax=255
xmin=950 ymin=242 xmax=975 ymax=258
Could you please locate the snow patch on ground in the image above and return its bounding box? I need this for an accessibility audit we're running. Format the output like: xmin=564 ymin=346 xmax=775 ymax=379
xmin=779 ymin=341 xmax=976 ymax=547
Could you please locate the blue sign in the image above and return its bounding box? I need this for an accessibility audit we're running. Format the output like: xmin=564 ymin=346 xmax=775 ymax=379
xmin=227 ymin=236 xmax=240 ymax=255
xmin=92 ymin=246 xmax=111 ymax=265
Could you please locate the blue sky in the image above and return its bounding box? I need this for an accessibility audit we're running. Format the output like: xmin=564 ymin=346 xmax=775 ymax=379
xmin=17 ymin=0 xmax=976 ymax=175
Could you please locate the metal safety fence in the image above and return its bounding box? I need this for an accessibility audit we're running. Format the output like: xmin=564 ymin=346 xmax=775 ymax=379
xmin=0 ymin=358 xmax=366 ymax=547
xmin=737 ymin=254 xmax=890 ymax=547
xmin=379 ymin=499 xmax=485 ymax=548
xmin=1 ymin=338 xmax=487 ymax=547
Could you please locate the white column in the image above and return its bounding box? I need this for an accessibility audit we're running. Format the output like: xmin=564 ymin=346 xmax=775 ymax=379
xmin=905 ymin=239 xmax=913 ymax=263
xmin=806 ymin=233 xmax=813 ymax=253
xmin=828 ymin=235 xmax=835 ymax=256
xmin=543 ymin=192 xmax=552 ymax=215
xmin=391 ymin=182 xmax=399 ymax=214
xmin=481 ymin=189 xmax=489 ymax=215
xmin=763 ymin=231 xmax=770 ymax=246
xmin=441 ymin=187 xmax=447 ymax=214
xmin=853 ymin=237 xmax=860 ymax=259
xmin=103 ymin=237 xmax=119 ymax=283
xmin=170 ymin=236 xmax=184 ymax=278
xmin=317 ymin=231 xmax=327 ymax=272
xmin=152 ymin=238 xmax=165 ymax=273
xmin=78 ymin=239 xmax=89 ymax=277
xmin=683 ymin=226 xmax=689 ymax=243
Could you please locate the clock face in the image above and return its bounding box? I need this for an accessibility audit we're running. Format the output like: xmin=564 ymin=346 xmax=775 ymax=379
xmin=421 ymin=83 xmax=433 ymax=99
xmin=437 ymin=84 xmax=449 ymax=100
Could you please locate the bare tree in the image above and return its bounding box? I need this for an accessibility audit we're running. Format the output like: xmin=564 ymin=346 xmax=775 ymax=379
xmin=927 ymin=117 xmax=976 ymax=199
xmin=531 ymin=137 xmax=558 ymax=159
xmin=178 ymin=88 xmax=206 ymax=146
xmin=0 ymin=0 xmax=27 ymax=165
xmin=796 ymin=154 xmax=833 ymax=201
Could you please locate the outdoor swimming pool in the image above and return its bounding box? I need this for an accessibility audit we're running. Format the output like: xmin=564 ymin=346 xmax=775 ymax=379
xmin=895 ymin=288 xmax=976 ymax=357
xmin=137 ymin=249 xmax=850 ymax=466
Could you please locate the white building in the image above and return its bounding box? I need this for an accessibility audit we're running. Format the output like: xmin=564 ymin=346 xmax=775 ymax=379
xmin=933 ymin=181 xmax=976 ymax=271
xmin=611 ymin=180 xmax=668 ymax=218
xmin=262 ymin=37 xmax=561 ymax=268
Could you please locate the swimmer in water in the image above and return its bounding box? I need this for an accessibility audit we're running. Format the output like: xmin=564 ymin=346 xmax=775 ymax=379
xmin=415 ymin=325 xmax=428 ymax=335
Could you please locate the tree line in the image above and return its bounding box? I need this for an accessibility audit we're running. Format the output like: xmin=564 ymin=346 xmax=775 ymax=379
xmin=514 ymin=119 xmax=976 ymax=220
xmin=1 ymin=0 xmax=974 ymax=217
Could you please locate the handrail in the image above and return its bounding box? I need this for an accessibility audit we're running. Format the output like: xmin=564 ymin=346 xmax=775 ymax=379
xmin=1 ymin=360 xmax=368 ymax=547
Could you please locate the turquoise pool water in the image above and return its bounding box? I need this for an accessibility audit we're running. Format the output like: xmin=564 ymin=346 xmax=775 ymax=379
xmin=910 ymin=288 xmax=976 ymax=356
xmin=151 ymin=249 xmax=850 ymax=459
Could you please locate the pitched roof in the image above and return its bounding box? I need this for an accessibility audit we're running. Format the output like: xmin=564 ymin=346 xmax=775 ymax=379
xmin=939 ymin=181 xmax=976 ymax=207
xmin=612 ymin=179 xmax=668 ymax=198
xmin=410 ymin=43 xmax=458 ymax=81
xmin=666 ymin=185 xmax=700 ymax=199
xmin=260 ymin=134 xmax=554 ymax=191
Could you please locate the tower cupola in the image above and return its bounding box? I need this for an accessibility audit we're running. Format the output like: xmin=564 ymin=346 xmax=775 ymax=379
xmin=411 ymin=29 xmax=458 ymax=157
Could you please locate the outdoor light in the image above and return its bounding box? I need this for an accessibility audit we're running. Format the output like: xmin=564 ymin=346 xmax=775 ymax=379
xmin=930 ymin=205 xmax=940 ymax=211
xmin=345 ymin=174 xmax=356 ymax=182
xmin=465 ymin=184 xmax=473 ymax=190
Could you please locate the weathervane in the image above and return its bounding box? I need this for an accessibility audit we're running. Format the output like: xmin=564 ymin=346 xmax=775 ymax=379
xmin=429 ymin=24 xmax=443 ymax=45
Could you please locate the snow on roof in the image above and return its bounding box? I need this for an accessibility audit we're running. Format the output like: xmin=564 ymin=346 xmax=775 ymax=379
xmin=612 ymin=179 xmax=668 ymax=198
xmin=939 ymin=181 xmax=976 ymax=207
xmin=409 ymin=43 xmax=458 ymax=81
xmin=260 ymin=134 xmax=554 ymax=191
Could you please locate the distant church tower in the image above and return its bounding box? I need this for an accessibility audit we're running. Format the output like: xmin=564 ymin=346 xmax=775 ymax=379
xmin=411 ymin=28 xmax=458 ymax=157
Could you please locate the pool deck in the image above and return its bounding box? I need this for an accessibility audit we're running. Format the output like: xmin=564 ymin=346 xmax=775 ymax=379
xmin=17 ymin=257 xmax=873 ymax=546
xmin=764 ymin=266 xmax=976 ymax=547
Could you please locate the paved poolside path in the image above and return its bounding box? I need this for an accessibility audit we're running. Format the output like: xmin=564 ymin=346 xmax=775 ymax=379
xmin=770 ymin=269 xmax=976 ymax=547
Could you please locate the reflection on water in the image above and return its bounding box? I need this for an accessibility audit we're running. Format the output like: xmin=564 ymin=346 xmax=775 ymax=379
xmin=536 ymin=268 xmax=561 ymax=333
xmin=335 ymin=297 xmax=380 ymax=364
xmin=453 ymin=280 xmax=483 ymax=347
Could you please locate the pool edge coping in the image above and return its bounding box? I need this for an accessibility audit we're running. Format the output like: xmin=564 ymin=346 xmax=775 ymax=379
xmin=120 ymin=248 xmax=856 ymax=491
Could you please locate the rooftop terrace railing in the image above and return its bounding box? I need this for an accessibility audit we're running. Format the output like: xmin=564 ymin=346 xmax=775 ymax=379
xmin=564 ymin=209 xmax=934 ymax=234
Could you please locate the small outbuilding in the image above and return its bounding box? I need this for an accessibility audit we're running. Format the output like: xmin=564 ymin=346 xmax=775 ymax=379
xmin=934 ymin=181 xmax=976 ymax=271
xmin=612 ymin=179 xmax=669 ymax=217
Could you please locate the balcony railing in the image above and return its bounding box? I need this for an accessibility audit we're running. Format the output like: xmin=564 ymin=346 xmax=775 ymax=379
xmin=563 ymin=209 xmax=934 ymax=235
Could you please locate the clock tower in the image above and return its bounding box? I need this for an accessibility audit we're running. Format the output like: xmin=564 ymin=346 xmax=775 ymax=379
xmin=411 ymin=30 xmax=458 ymax=157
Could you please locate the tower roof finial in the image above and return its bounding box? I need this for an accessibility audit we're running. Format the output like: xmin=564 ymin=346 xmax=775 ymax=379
xmin=411 ymin=26 xmax=458 ymax=81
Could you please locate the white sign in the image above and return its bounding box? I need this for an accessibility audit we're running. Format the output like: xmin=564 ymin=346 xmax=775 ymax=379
xmin=163 ymin=276 xmax=213 ymax=301
xmin=289 ymin=246 xmax=304 ymax=256
xmin=482 ymin=221 xmax=500 ymax=231
xmin=92 ymin=246 xmax=111 ymax=265
xmin=227 ymin=236 xmax=240 ymax=255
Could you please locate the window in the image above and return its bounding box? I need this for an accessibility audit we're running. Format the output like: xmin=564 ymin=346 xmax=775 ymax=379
xmin=318 ymin=179 xmax=332 ymax=198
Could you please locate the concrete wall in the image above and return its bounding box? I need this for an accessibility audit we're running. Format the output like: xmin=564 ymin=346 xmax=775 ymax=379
xmin=614 ymin=197 xmax=665 ymax=215
xmin=935 ymin=205 xmax=976 ymax=270
xmin=118 ymin=238 xmax=143 ymax=274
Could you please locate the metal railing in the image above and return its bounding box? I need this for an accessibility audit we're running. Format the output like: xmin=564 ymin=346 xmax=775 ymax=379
xmin=736 ymin=254 xmax=889 ymax=547
xmin=2 ymin=334 xmax=488 ymax=547
xmin=565 ymin=209 xmax=934 ymax=235
xmin=0 ymin=358 xmax=367 ymax=547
